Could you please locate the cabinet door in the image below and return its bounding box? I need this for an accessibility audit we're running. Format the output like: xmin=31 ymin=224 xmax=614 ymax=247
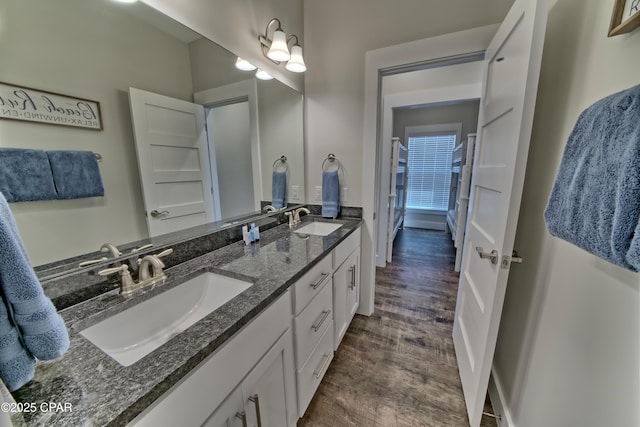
xmin=346 ymin=250 xmax=360 ymax=321
xmin=241 ymin=329 xmax=297 ymax=427
xmin=333 ymin=259 xmax=349 ymax=350
xmin=202 ymin=387 xmax=245 ymax=427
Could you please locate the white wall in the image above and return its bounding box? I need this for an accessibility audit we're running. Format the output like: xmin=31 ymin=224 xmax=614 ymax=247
xmin=0 ymin=0 xmax=193 ymax=265
xmin=303 ymin=0 xmax=512 ymax=208
xmin=492 ymin=1 xmax=640 ymax=426
xmin=142 ymin=0 xmax=304 ymax=93
xmin=258 ymin=81 xmax=305 ymax=204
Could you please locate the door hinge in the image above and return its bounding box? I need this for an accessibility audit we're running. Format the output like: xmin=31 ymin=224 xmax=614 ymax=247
xmin=373 ymin=212 xmax=376 ymax=220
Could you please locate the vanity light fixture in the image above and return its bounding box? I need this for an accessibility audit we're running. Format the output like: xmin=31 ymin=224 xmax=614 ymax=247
xmin=235 ymin=57 xmax=257 ymax=71
xmin=112 ymin=0 xmax=138 ymax=3
xmin=285 ymin=36 xmax=306 ymax=73
xmin=259 ymin=18 xmax=306 ymax=73
xmin=255 ymin=69 xmax=274 ymax=80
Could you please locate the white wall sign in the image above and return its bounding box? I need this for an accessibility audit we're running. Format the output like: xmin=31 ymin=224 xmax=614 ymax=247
xmin=0 ymin=82 xmax=102 ymax=130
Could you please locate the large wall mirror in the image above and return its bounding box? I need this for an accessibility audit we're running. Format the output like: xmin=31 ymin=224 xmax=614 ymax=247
xmin=0 ymin=0 xmax=305 ymax=275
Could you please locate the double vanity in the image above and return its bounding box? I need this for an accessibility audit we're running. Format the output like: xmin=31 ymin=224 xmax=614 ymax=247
xmin=7 ymin=214 xmax=362 ymax=427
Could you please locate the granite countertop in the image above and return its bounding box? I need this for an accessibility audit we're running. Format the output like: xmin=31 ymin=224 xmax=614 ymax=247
xmin=7 ymin=216 xmax=362 ymax=426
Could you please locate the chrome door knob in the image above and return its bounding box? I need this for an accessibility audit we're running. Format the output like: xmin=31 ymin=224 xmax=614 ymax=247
xmin=150 ymin=209 xmax=169 ymax=218
xmin=475 ymin=246 xmax=498 ymax=265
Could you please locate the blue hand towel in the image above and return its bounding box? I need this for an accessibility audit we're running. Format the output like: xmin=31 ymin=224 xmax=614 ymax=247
xmin=47 ymin=150 xmax=104 ymax=199
xmin=272 ymin=171 xmax=287 ymax=209
xmin=322 ymin=171 xmax=340 ymax=219
xmin=0 ymin=148 xmax=58 ymax=203
xmin=544 ymin=84 xmax=640 ymax=271
xmin=0 ymin=192 xmax=69 ymax=370
xmin=0 ymin=293 xmax=36 ymax=392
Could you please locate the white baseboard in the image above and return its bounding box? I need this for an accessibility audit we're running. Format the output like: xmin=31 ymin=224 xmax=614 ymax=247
xmin=489 ymin=369 xmax=516 ymax=427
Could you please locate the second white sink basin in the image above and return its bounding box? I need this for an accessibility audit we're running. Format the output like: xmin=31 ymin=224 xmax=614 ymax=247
xmin=294 ymin=222 xmax=343 ymax=236
xmin=80 ymin=272 xmax=251 ymax=366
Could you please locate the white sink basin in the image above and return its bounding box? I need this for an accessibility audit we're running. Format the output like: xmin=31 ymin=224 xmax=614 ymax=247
xmin=294 ymin=222 xmax=343 ymax=236
xmin=80 ymin=272 xmax=251 ymax=366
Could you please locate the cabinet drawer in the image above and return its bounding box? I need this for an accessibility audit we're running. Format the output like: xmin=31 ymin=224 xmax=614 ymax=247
xmin=293 ymin=280 xmax=332 ymax=369
xmin=333 ymin=227 xmax=361 ymax=270
xmin=296 ymin=320 xmax=334 ymax=418
xmin=291 ymin=255 xmax=332 ymax=315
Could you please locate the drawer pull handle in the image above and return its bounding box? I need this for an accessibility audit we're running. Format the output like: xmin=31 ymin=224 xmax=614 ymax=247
xmin=248 ymin=394 xmax=262 ymax=427
xmin=310 ymin=272 xmax=330 ymax=290
xmin=235 ymin=411 xmax=248 ymax=427
xmin=348 ymin=264 xmax=357 ymax=289
xmin=314 ymin=353 xmax=331 ymax=379
xmin=312 ymin=310 xmax=331 ymax=332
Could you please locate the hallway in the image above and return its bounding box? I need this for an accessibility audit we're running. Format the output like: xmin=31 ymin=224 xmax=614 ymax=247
xmin=298 ymin=228 xmax=496 ymax=427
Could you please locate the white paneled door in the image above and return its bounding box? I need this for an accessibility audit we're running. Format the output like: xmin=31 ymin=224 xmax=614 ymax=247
xmin=129 ymin=88 xmax=216 ymax=237
xmin=452 ymin=0 xmax=548 ymax=426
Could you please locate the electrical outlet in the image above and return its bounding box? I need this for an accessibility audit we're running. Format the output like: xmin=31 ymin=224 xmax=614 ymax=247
xmin=291 ymin=185 xmax=300 ymax=201
xmin=315 ymin=186 xmax=322 ymax=201
xmin=341 ymin=187 xmax=348 ymax=202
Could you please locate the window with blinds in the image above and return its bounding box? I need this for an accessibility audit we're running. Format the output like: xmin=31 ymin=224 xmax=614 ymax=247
xmin=406 ymin=133 xmax=456 ymax=211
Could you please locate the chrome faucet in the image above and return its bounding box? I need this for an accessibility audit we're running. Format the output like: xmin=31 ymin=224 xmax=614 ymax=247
xmin=101 ymin=243 xmax=122 ymax=258
xmin=98 ymin=248 xmax=173 ymax=296
xmin=138 ymin=255 xmax=166 ymax=286
xmin=285 ymin=207 xmax=311 ymax=228
xmin=263 ymin=205 xmax=277 ymax=213
xmin=294 ymin=207 xmax=311 ymax=224
xmin=78 ymin=242 xmax=122 ymax=267
xmin=284 ymin=211 xmax=295 ymax=227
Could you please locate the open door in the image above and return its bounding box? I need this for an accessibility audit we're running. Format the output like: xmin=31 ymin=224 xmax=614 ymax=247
xmin=129 ymin=88 xmax=216 ymax=237
xmin=452 ymin=0 xmax=548 ymax=426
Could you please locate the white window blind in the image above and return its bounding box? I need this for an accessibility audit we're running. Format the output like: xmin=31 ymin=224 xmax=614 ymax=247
xmin=406 ymin=133 xmax=456 ymax=211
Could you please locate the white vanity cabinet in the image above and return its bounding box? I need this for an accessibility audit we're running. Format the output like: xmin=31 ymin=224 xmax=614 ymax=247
xmin=203 ymin=330 xmax=292 ymax=427
xmin=292 ymin=226 xmax=362 ymax=418
xmin=130 ymin=290 xmax=297 ymax=427
xmin=290 ymin=255 xmax=334 ymax=417
xmin=332 ymin=228 xmax=361 ymax=350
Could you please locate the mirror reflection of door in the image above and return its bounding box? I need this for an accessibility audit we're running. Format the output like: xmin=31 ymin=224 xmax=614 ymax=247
xmin=129 ymin=87 xmax=215 ymax=237
xmin=206 ymin=101 xmax=255 ymax=219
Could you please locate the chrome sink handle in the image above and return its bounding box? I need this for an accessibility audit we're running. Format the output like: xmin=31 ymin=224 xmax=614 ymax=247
xmin=98 ymin=264 xmax=136 ymax=296
xmin=130 ymin=243 xmax=153 ymax=254
xmin=284 ymin=211 xmax=295 ymax=227
xmin=78 ymin=257 xmax=108 ymax=267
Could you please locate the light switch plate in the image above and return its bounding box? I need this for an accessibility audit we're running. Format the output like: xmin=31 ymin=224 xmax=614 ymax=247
xmin=315 ymin=186 xmax=322 ymax=201
xmin=291 ymin=185 xmax=300 ymax=201
xmin=341 ymin=187 xmax=348 ymax=202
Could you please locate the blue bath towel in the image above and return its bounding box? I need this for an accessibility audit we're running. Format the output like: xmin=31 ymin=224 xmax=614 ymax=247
xmin=0 ymin=148 xmax=58 ymax=202
xmin=544 ymin=84 xmax=640 ymax=271
xmin=0 ymin=293 xmax=36 ymax=391
xmin=0 ymin=192 xmax=69 ymax=375
xmin=322 ymin=171 xmax=340 ymax=219
xmin=47 ymin=150 xmax=104 ymax=199
xmin=272 ymin=171 xmax=287 ymax=209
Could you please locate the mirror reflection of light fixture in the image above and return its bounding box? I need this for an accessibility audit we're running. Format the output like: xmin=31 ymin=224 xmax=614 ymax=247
xmin=235 ymin=57 xmax=257 ymax=71
xmin=255 ymin=69 xmax=274 ymax=80
xmin=259 ymin=18 xmax=306 ymax=73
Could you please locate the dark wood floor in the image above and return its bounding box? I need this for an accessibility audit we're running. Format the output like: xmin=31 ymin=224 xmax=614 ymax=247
xmin=298 ymin=228 xmax=497 ymax=427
